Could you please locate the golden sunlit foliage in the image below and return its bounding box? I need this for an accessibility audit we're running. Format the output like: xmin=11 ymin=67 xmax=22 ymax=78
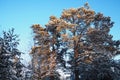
xmin=30 ymin=3 xmax=119 ymax=80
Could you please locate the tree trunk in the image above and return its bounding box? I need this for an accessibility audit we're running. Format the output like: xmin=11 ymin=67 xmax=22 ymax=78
xmin=74 ymin=69 xmax=79 ymax=80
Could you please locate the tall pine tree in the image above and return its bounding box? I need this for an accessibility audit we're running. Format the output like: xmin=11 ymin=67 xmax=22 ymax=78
xmin=30 ymin=3 xmax=120 ymax=80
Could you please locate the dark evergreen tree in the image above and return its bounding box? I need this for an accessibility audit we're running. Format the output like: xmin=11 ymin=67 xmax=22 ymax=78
xmin=0 ymin=28 xmax=24 ymax=80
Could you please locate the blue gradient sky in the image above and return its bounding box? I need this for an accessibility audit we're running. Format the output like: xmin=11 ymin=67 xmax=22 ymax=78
xmin=0 ymin=0 xmax=120 ymax=62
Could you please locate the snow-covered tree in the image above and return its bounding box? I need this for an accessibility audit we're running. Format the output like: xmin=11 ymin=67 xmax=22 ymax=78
xmin=30 ymin=3 xmax=120 ymax=80
xmin=0 ymin=28 xmax=24 ymax=80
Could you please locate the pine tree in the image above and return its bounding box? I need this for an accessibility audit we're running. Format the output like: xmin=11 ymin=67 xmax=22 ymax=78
xmin=0 ymin=28 xmax=24 ymax=80
xmin=30 ymin=3 xmax=120 ymax=80
xmin=30 ymin=24 xmax=60 ymax=80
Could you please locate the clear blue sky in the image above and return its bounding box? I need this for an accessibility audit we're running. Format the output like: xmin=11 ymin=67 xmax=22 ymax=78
xmin=0 ymin=0 xmax=120 ymax=62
